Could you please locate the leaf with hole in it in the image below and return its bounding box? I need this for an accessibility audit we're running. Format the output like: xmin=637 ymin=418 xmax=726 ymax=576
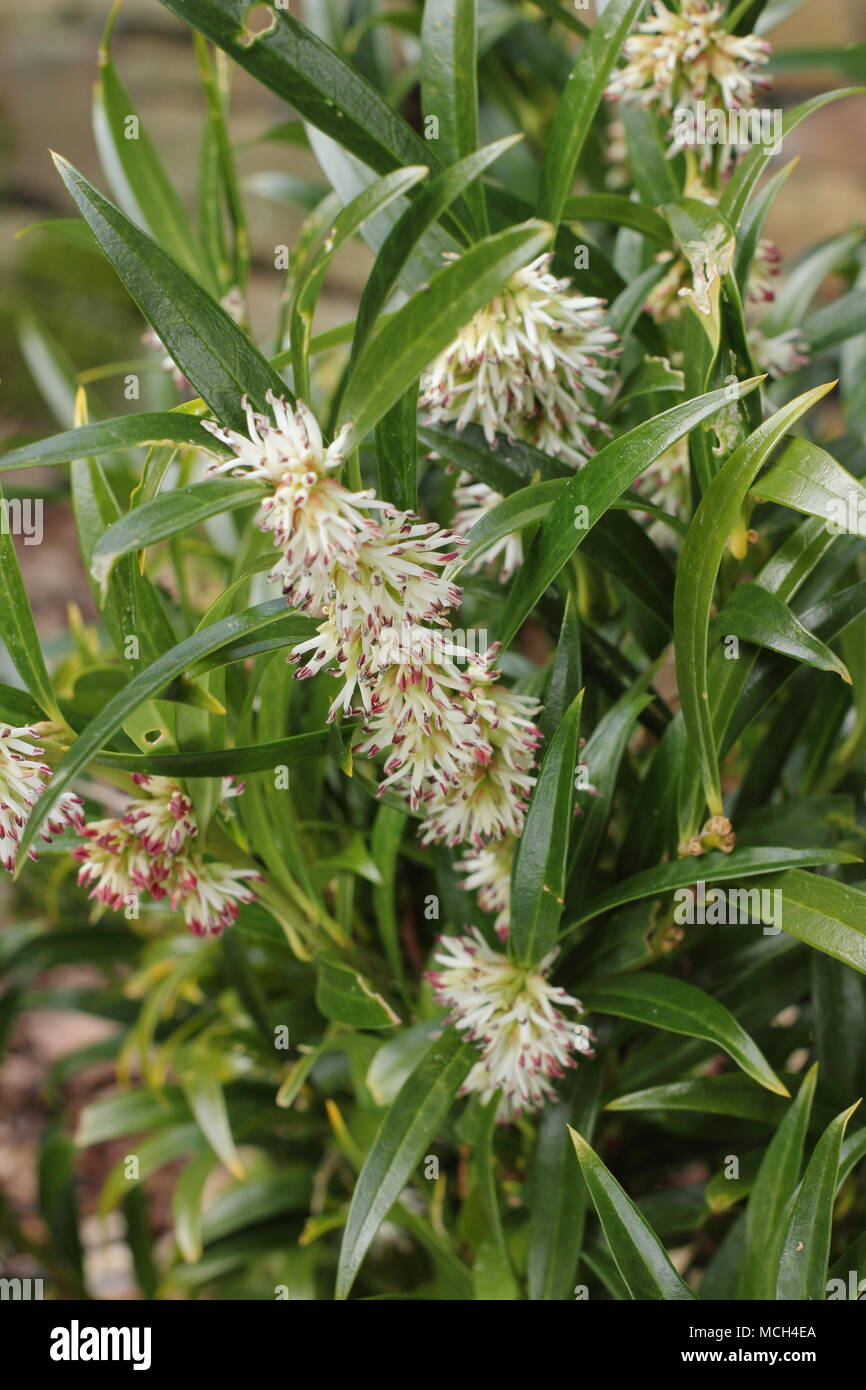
xmin=579 ymin=973 xmax=788 ymax=1096
xmin=510 ymin=691 xmax=583 ymax=966
xmin=159 ymin=0 xmax=440 ymax=187
xmin=340 ymin=219 xmax=553 ymax=449
xmin=776 ymin=1099 xmax=862 ymax=1300
xmin=674 ymin=381 xmax=835 ymax=821
xmin=753 ymin=436 xmax=866 ymax=537
xmin=500 ymin=378 xmax=763 ymax=650
xmin=740 ymin=1064 xmax=818 ymax=1299
xmin=538 ymin=0 xmax=646 ymax=224
xmin=52 ymin=155 xmax=288 ymax=430
xmin=336 ymin=1026 xmax=475 ymax=1299
xmin=711 ymin=583 xmax=852 ymax=682
xmin=568 ymin=1127 xmax=697 ymax=1300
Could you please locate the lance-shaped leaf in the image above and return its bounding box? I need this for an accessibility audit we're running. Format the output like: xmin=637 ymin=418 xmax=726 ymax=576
xmin=90 ymin=479 xmax=264 ymax=583
xmin=740 ymin=1064 xmax=818 ymax=1299
xmin=711 ymin=583 xmax=852 ymax=681
xmin=564 ymin=846 xmax=858 ymax=934
xmin=0 ymin=414 xmax=227 ymax=475
xmin=336 ymin=1027 xmax=475 ymax=1299
xmin=52 ymin=155 xmax=288 ymax=431
xmin=753 ymin=436 xmax=866 ymax=538
xmin=315 ymin=959 xmax=400 ymax=1030
xmin=567 ymin=1127 xmax=698 ymax=1300
xmin=776 ymin=1100 xmax=862 ymax=1300
xmin=421 ymin=0 xmax=484 ymax=233
xmin=510 ymin=691 xmax=583 ymax=966
xmin=500 ymin=378 xmax=763 ymax=649
xmin=674 ymin=381 xmax=835 ymax=819
xmin=752 ymin=870 xmax=866 ymax=973
xmin=0 ymin=484 xmax=61 ymax=721
xmin=578 ymin=973 xmax=788 ymax=1095
xmin=538 ymin=0 xmax=646 ymax=224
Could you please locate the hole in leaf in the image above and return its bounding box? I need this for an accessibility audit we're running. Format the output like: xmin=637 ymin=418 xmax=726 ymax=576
xmin=238 ymin=4 xmax=278 ymax=47
xmin=144 ymin=729 xmax=165 ymax=746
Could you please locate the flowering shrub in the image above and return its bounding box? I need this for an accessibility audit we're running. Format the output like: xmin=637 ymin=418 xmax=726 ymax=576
xmin=2 ymin=0 xmax=866 ymax=1303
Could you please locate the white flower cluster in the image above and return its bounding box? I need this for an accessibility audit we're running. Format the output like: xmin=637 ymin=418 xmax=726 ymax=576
xmin=203 ymin=394 xmax=544 ymax=872
xmin=0 ymin=724 xmax=84 ymax=873
xmin=72 ymin=775 xmax=258 ymax=936
xmin=419 ymin=253 xmax=619 ymax=581
xmin=606 ymin=1 xmax=771 ymax=120
xmin=428 ymin=928 xmax=595 ymax=1121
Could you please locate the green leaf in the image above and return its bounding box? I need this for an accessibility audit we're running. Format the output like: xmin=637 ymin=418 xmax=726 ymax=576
xmin=568 ymin=1127 xmax=698 ymax=1300
xmin=375 ymin=387 xmax=419 ymax=514
xmin=712 ymin=583 xmax=852 ymax=681
xmin=160 ymin=0 xmax=437 ymax=184
xmin=0 ymin=414 xmax=227 ymax=475
xmin=340 ymin=219 xmax=553 ymax=449
xmin=91 ymin=479 xmax=264 ymax=579
xmin=173 ymin=1151 xmax=218 ymax=1263
xmin=527 ymin=1061 xmax=602 ymax=1300
xmin=563 ymin=194 xmax=671 ymax=245
xmin=500 ymin=378 xmax=763 ymax=649
xmin=740 ymin=1064 xmax=818 ymax=1299
xmin=564 ymin=847 xmax=859 ymax=933
xmin=315 ymin=958 xmax=400 ymax=1029
xmin=720 ymin=90 xmax=866 ymax=228
xmin=776 ymin=1100 xmax=862 ymax=1300
xmin=15 ymin=599 xmax=291 ymax=864
xmin=510 ymin=691 xmax=583 ymax=965
xmin=371 ymin=805 xmax=408 ymax=992
xmin=579 ymin=973 xmax=788 ymax=1095
xmin=753 ymin=436 xmax=866 ymax=537
xmin=753 ymin=870 xmax=866 ymax=973
xmin=349 ymin=137 xmax=521 ymax=378
xmin=674 ymin=381 xmax=835 ymax=819
xmin=607 ymin=1073 xmax=788 ymax=1124
xmin=336 ymin=1027 xmax=475 ymax=1299
xmin=93 ymin=47 xmax=205 ymax=283
xmin=421 ymin=0 xmax=485 ymax=233
xmin=92 ymin=729 xmax=335 ymax=777
xmin=52 ymin=155 xmax=288 ymax=431
xmin=177 ymin=1051 xmax=244 ymax=1179
xmin=537 ymin=0 xmax=646 ymax=224
xmin=0 ymin=483 xmax=61 ymax=721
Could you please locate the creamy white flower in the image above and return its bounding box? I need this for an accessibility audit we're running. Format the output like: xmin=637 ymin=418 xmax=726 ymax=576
xmin=72 ymin=818 xmax=163 ymax=911
xmin=748 ymin=326 xmax=810 ymax=378
xmin=168 ymin=855 xmax=261 ymax=936
xmin=354 ymin=633 xmax=486 ymax=807
xmin=427 ymin=928 xmax=595 ymax=1120
xmin=452 ymin=475 xmax=523 ymax=582
xmin=606 ymin=1 xmax=771 ymax=115
xmin=326 ymin=510 xmax=464 ymax=634
xmin=122 ymin=774 xmax=197 ymax=857
xmin=420 ymin=253 xmax=619 ymax=468
xmin=0 ymin=724 xmax=84 ymax=873
xmin=419 ymin=652 xmax=542 ymax=847
xmin=457 ymin=837 xmax=514 ymax=940
xmin=202 ymin=393 xmax=387 ymax=614
xmin=747 ymin=239 xmax=782 ymax=305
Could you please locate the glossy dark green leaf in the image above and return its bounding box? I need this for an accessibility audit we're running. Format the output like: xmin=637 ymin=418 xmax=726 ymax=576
xmin=776 ymin=1100 xmax=861 ymax=1299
